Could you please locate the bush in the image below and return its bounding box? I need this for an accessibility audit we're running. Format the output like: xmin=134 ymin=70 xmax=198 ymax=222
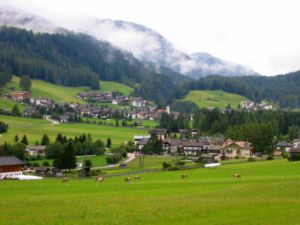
xmin=162 ymin=162 xmax=172 ymax=169
xmin=168 ymin=166 xmax=179 ymax=171
xmin=83 ymin=159 xmax=92 ymax=168
xmin=42 ymin=161 xmax=50 ymax=167
xmin=175 ymin=161 xmax=186 ymax=167
xmin=106 ymin=154 xmax=122 ymax=164
xmin=282 ymin=152 xmax=289 ymax=158
xmin=33 ymin=162 xmax=40 ymax=167
xmin=0 ymin=121 xmax=8 ymax=133
xmin=90 ymin=169 xmax=102 ymax=176
xmin=266 ymin=155 xmax=274 ymax=160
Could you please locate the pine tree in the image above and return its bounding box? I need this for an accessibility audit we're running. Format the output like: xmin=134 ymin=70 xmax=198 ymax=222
xmin=14 ymin=134 xmax=19 ymax=142
xmin=106 ymin=138 xmax=112 ymax=148
xmin=11 ymin=105 xmax=21 ymax=117
xmin=41 ymin=134 xmax=50 ymax=145
xmin=56 ymin=133 xmax=63 ymax=143
xmin=61 ymin=142 xmax=76 ymax=172
xmin=21 ymin=135 xmax=28 ymax=145
xmin=19 ymin=75 xmax=32 ymax=91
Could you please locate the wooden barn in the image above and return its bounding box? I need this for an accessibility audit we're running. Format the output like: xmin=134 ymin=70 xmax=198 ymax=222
xmin=0 ymin=156 xmax=25 ymax=179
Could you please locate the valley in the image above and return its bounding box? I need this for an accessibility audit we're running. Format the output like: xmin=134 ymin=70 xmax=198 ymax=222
xmin=0 ymin=3 xmax=300 ymax=225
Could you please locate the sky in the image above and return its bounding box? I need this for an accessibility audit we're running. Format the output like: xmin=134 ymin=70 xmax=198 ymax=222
xmin=1 ymin=0 xmax=300 ymax=75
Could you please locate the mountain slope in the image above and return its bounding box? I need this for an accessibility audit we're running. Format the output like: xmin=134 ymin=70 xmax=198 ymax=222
xmin=0 ymin=26 xmax=151 ymax=88
xmin=177 ymin=71 xmax=300 ymax=108
xmin=78 ymin=19 xmax=256 ymax=78
xmin=179 ymin=90 xmax=248 ymax=109
xmin=0 ymin=5 xmax=256 ymax=79
xmin=2 ymin=76 xmax=133 ymax=103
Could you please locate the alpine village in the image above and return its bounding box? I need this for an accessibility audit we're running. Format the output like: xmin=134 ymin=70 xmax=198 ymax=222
xmin=0 ymin=2 xmax=300 ymax=225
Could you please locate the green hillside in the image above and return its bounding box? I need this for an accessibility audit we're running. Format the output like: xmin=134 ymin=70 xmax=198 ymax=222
xmin=1 ymin=76 xmax=133 ymax=104
xmin=180 ymin=90 xmax=248 ymax=109
xmin=100 ymin=81 xmax=133 ymax=96
xmin=0 ymin=97 xmax=26 ymax=111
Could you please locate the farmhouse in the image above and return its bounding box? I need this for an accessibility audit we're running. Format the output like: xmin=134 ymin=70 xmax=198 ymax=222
xmin=149 ymin=128 xmax=168 ymax=141
xmin=276 ymin=141 xmax=293 ymax=153
xmin=10 ymin=91 xmax=31 ymax=101
xmin=136 ymin=138 xmax=150 ymax=150
xmin=181 ymin=140 xmax=204 ymax=155
xmin=221 ymin=140 xmax=252 ymax=159
xmin=25 ymin=145 xmax=46 ymax=157
xmin=0 ymin=156 xmax=25 ymax=179
xmin=163 ymin=139 xmax=205 ymax=155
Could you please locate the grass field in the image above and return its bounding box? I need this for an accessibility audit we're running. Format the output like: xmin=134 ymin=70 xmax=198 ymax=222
xmin=100 ymin=81 xmax=133 ymax=96
xmin=0 ymin=159 xmax=299 ymax=225
xmin=1 ymin=76 xmax=133 ymax=104
xmin=180 ymin=90 xmax=248 ymax=109
xmin=0 ymin=97 xmax=26 ymax=111
xmin=82 ymin=117 xmax=158 ymax=128
xmin=0 ymin=115 xmax=148 ymax=146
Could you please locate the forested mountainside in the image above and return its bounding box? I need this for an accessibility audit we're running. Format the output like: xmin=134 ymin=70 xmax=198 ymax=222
xmin=0 ymin=26 xmax=153 ymax=88
xmin=175 ymin=71 xmax=300 ymax=108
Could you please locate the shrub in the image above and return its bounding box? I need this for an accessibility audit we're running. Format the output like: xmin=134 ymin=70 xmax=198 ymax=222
xmin=83 ymin=159 xmax=92 ymax=168
xmin=0 ymin=121 xmax=8 ymax=133
xmin=33 ymin=162 xmax=40 ymax=167
xmin=266 ymin=155 xmax=274 ymax=160
xmin=42 ymin=161 xmax=50 ymax=167
xmin=162 ymin=162 xmax=172 ymax=169
xmin=90 ymin=169 xmax=102 ymax=176
xmin=175 ymin=161 xmax=186 ymax=167
xmin=282 ymin=152 xmax=289 ymax=158
xmin=168 ymin=166 xmax=179 ymax=171
xmin=106 ymin=154 xmax=122 ymax=164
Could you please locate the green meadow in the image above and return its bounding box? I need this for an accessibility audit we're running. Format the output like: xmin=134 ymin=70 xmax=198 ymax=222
xmin=0 ymin=97 xmax=26 ymax=111
xmin=0 ymin=115 xmax=147 ymax=147
xmin=180 ymin=90 xmax=248 ymax=109
xmin=2 ymin=76 xmax=133 ymax=104
xmin=0 ymin=159 xmax=299 ymax=225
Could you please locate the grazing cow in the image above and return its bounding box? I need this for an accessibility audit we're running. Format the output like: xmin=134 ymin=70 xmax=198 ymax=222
xmin=95 ymin=176 xmax=104 ymax=183
xmin=233 ymin=173 xmax=241 ymax=178
xmin=134 ymin=175 xmax=141 ymax=180
xmin=62 ymin=177 xmax=69 ymax=182
xmin=124 ymin=176 xmax=131 ymax=182
xmin=181 ymin=174 xmax=188 ymax=179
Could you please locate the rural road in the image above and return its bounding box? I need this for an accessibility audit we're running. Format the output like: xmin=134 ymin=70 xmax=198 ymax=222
xmin=92 ymin=153 xmax=136 ymax=169
xmin=44 ymin=116 xmax=60 ymax=125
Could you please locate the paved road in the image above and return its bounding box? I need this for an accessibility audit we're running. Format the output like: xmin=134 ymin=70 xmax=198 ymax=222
xmin=92 ymin=153 xmax=136 ymax=169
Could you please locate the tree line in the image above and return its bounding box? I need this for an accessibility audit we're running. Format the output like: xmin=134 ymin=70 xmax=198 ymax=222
xmin=173 ymin=72 xmax=300 ymax=108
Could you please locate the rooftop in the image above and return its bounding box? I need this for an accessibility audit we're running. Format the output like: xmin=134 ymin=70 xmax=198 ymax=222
xmin=0 ymin=156 xmax=25 ymax=166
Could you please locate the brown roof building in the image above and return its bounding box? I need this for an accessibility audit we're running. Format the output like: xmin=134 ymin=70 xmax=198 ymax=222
xmin=0 ymin=156 xmax=25 ymax=179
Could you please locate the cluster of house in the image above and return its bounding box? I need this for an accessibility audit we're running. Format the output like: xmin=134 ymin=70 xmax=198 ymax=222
xmin=5 ymin=90 xmax=173 ymax=123
xmin=77 ymin=92 xmax=149 ymax=108
xmin=134 ymin=128 xmax=253 ymax=162
xmin=240 ymin=100 xmax=275 ymax=111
